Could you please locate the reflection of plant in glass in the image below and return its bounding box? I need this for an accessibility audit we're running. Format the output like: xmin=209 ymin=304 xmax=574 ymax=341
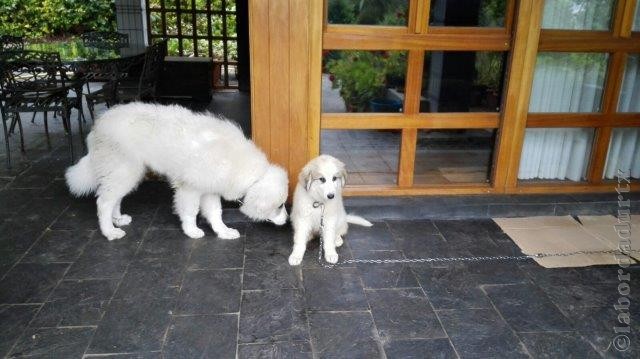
xmin=327 ymin=51 xmax=406 ymax=112
xmin=479 ymin=0 xmax=507 ymax=27
xmin=474 ymin=52 xmax=503 ymax=91
xmin=327 ymin=0 xmax=408 ymax=26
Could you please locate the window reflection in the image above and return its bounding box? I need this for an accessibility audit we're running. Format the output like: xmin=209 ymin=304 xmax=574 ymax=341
xmin=421 ymin=52 xmax=506 ymax=112
xmin=327 ymin=0 xmax=409 ymax=26
xmin=429 ymin=0 xmax=507 ymax=27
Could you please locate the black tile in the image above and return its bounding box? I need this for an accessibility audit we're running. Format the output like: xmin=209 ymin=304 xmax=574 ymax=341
xmin=31 ymin=279 xmax=118 ymax=327
xmin=244 ymin=222 xmax=292 ymax=252
xmin=87 ymin=298 xmax=174 ymax=354
xmin=420 ymin=204 xmax=488 ymax=219
xmin=437 ymin=308 xmax=512 ymax=339
xmin=50 ymin=201 xmax=99 ymax=230
xmin=352 ymin=250 xmax=418 ymax=289
xmin=519 ymin=331 xmax=600 ymax=359
xmin=0 ymin=251 xmax=21 ymax=279
xmin=561 ymin=305 xmax=640 ymax=334
xmin=238 ymin=341 xmax=312 ymax=359
xmin=7 ymin=174 xmax=53 ymax=189
xmin=137 ymin=229 xmax=196 ymax=260
xmin=412 ymin=266 xmax=493 ymax=310
xmin=366 ymin=288 xmax=445 ymax=340
xmin=239 ymin=289 xmax=308 ymax=344
xmin=345 ymin=222 xmax=397 ymax=251
xmin=0 ymin=217 xmax=51 ymax=253
xmin=448 ymin=332 xmax=529 ymax=358
xmin=518 ymin=262 xmax=612 ymax=287
xmin=40 ymin=179 xmax=72 ymax=199
xmin=164 ymin=314 xmax=238 ymax=358
xmin=555 ymin=202 xmax=617 ymax=216
xmin=149 ymin=205 xmax=181 ymax=229
xmin=0 ymin=188 xmax=39 ymax=217
xmin=488 ymin=203 xmax=555 ymax=217
xmin=243 ymin=250 xmax=301 ymax=290
xmin=581 ymin=330 xmax=638 ymax=358
xmin=308 ymin=312 xmax=382 ymax=359
xmin=483 ymin=283 xmax=573 ymax=332
xmin=0 ymin=262 xmax=68 ymax=304
xmin=541 ymin=283 xmax=619 ymax=309
xmin=113 ymin=258 xmax=184 ymax=301
xmin=9 ymin=327 xmax=94 ymax=358
xmin=303 ymin=267 xmax=368 ymax=311
xmin=384 ymin=338 xmax=457 ymax=359
xmin=189 ymin=224 xmax=247 ymax=253
xmin=0 ymin=304 xmax=40 ymax=357
xmin=176 ymin=269 xmax=241 ymax=315
xmin=22 ymin=229 xmax=93 ymax=263
xmin=65 ymin=235 xmax=141 ymax=280
xmin=88 ymin=352 xmax=162 ymax=358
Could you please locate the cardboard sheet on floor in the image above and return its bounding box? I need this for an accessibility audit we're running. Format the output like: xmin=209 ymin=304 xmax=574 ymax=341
xmin=493 ymin=216 xmax=637 ymax=268
xmin=578 ymin=215 xmax=640 ymax=261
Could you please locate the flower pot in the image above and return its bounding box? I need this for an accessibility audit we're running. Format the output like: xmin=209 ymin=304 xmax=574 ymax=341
xmin=369 ymin=98 xmax=402 ymax=113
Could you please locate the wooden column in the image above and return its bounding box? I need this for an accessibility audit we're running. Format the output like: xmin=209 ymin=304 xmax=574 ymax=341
xmin=249 ymin=0 xmax=316 ymax=195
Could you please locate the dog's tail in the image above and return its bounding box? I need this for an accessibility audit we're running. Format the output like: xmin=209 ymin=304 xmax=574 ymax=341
xmin=346 ymin=214 xmax=373 ymax=227
xmin=65 ymin=155 xmax=97 ymax=197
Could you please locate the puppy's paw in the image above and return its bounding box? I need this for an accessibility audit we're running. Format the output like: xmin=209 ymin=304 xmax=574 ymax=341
xmin=288 ymin=253 xmax=303 ymax=266
xmin=113 ymin=214 xmax=132 ymax=227
xmin=183 ymin=226 xmax=205 ymax=239
xmin=216 ymin=227 xmax=240 ymax=240
xmin=325 ymin=252 xmax=339 ymax=264
xmin=335 ymin=236 xmax=344 ymax=247
xmin=104 ymin=228 xmax=126 ymax=241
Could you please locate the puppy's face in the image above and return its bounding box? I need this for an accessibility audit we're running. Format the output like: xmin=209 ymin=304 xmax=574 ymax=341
xmin=240 ymin=165 xmax=288 ymax=225
xmin=300 ymin=155 xmax=347 ymax=204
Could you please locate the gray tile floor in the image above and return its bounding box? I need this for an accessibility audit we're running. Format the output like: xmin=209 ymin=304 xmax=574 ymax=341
xmin=1 ymin=101 xmax=638 ymax=358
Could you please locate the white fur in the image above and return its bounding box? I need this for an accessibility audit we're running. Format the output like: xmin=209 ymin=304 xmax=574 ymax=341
xmin=65 ymin=102 xmax=288 ymax=241
xmin=288 ymin=155 xmax=372 ymax=265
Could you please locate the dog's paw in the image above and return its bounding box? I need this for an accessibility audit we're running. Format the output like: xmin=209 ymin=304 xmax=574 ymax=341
xmin=183 ymin=226 xmax=205 ymax=239
xmin=325 ymin=252 xmax=339 ymax=264
xmin=335 ymin=236 xmax=344 ymax=247
xmin=216 ymin=227 xmax=240 ymax=240
xmin=104 ymin=228 xmax=126 ymax=241
xmin=113 ymin=214 xmax=132 ymax=227
xmin=288 ymin=253 xmax=303 ymax=266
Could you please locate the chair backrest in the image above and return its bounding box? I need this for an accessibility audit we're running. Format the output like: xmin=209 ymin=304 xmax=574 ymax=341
xmin=137 ymin=39 xmax=167 ymax=96
xmin=0 ymin=35 xmax=24 ymax=51
xmin=81 ymin=31 xmax=129 ymax=49
xmin=0 ymin=50 xmax=65 ymax=99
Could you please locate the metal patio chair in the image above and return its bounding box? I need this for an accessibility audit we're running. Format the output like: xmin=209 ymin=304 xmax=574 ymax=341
xmin=0 ymin=35 xmax=24 ymax=51
xmin=81 ymin=31 xmax=129 ymax=50
xmin=0 ymin=51 xmax=82 ymax=168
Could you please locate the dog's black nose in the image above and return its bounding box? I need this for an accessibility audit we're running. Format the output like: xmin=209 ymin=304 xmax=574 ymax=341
xmin=327 ymin=193 xmax=335 ymax=199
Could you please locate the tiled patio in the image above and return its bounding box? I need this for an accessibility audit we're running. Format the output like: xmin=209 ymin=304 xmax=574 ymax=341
xmin=1 ymin=102 xmax=638 ymax=358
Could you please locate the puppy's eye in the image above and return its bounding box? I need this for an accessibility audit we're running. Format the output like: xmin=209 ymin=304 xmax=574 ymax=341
xmin=332 ymin=176 xmax=337 ymax=182
xmin=319 ymin=177 xmax=326 ymax=183
xmin=278 ymin=203 xmax=285 ymax=209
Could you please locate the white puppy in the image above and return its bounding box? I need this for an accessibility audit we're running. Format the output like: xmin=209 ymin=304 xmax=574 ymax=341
xmin=288 ymin=155 xmax=372 ymax=265
xmin=66 ymin=102 xmax=288 ymax=241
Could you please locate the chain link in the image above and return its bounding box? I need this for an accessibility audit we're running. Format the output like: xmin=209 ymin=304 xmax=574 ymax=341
xmin=313 ymin=202 xmax=640 ymax=267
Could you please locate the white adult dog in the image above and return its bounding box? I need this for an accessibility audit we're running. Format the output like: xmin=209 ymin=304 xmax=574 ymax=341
xmin=288 ymin=155 xmax=372 ymax=265
xmin=66 ymin=102 xmax=288 ymax=241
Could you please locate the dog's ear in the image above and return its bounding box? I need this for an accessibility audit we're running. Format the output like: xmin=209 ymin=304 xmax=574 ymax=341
xmin=332 ymin=157 xmax=347 ymax=188
xmin=299 ymin=163 xmax=315 ymax=191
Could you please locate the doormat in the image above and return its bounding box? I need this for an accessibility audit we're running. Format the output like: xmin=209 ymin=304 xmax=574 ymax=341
xmin=493 ymin=215 xmax=640 ymax=268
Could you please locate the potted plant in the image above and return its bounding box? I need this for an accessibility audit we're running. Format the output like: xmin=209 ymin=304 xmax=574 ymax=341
xmin=327 ymin=51 xmax=405 ymax=112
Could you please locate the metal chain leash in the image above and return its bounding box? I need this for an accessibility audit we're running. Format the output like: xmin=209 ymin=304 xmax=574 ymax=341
xmin=313 ymin=202 xmax=640 ymax=267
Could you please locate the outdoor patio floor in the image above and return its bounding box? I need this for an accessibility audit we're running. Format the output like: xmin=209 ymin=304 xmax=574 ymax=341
xmin=1 ymin=102 xmax=638 ymax=358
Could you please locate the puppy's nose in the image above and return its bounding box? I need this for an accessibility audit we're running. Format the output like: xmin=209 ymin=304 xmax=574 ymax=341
xmin=327 ymin=193 xmax=335 ymax=199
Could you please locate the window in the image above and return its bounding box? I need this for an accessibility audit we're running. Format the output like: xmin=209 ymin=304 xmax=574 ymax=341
xmin=541 ymin=0 xmax=615 ymax=30
xmin=327 ymin=0 xmax=409 ymax=26
xmin=429 ymin=0 xmax=508 ymax=27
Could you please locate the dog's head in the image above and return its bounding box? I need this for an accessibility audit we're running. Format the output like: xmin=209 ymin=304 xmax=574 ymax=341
xmin=240 ymin=164 xmax=289 ymax=225
xmin=299 ymin=155 xmax=347 ymax=204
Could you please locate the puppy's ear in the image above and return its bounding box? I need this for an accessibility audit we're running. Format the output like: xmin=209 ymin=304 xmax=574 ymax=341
xmin=332 ymin=157 xmax=347 ymax=188
xmin=298 ymin=163 xmax=315 ymax=191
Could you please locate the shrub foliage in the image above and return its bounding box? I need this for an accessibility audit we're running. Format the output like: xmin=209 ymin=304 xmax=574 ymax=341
xmin=0 ymin=0 xmax=116 ymax=39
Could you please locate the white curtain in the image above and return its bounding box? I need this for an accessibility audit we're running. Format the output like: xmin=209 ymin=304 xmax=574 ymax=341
xmin=618 ymin=54 xmax=640 ymax=112
xmin=519 ymin=128 xmax=594 ymax=181
xmin=604 ymin=129 xmax=640 ymax=179
xmin=542 ymin=0 xmax=614 ymax=30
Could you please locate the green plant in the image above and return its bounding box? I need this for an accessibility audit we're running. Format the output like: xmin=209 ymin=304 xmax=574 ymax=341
xmin=327 ymin=51 xmax=406 ymax=111
xmin=475 ymin=52 xmax=504 ymax=91
xmin=0 ymin=0 xmax=115 ymax=39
